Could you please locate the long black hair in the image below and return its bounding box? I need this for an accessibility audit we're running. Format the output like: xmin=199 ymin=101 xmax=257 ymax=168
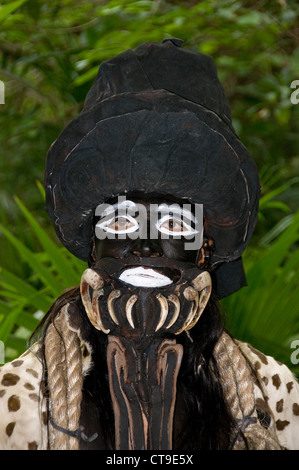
xmin=174 ymin=293 xmax=235 ymax=449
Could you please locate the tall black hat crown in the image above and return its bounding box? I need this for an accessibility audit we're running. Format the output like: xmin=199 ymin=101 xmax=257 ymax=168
xmin=44 ymin=39 xmax=260 ymax=297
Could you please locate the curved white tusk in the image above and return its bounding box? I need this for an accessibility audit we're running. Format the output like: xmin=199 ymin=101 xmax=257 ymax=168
xmin=191 ymin=272 xmax=212 ymax=331
xmin=92 ymin=289 xmax=110 ymax=334
xmin=81 ymin=268 xmax=104 ymax=290
xmin=155 ymin=293 xmax=169 ymax=332
xmin=185 ymin=291 xmax=200 ymax=331
xmin=125 ymin=294 xmax=138 ymax=328
xmin=175 ymin=289 xmax=199 ymax=335
xmin=192 ymin=271 xmax=212 ymax=293
xmin=183 ymin=286 xmax=198 ymax=301
xmin=80 ymin=269 xmax=110 ymax=334
xmin=185 ymin=284 xmax=211 ymax=332
xmin=107 ymin=290 xmax=121 ymax=325
xmin=176 ymin=272 xmax=212 ymax=335
xmin=166 ymin=294 xmax=180 ymax=329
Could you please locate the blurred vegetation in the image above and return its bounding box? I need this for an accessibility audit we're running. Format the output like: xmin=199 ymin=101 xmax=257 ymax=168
xmin=0 ymin=0 xmax=298 ymax=370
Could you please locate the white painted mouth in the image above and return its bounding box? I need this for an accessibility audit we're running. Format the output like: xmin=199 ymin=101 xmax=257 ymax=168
xmin=119 ymin=266 xmax=173 ymax=288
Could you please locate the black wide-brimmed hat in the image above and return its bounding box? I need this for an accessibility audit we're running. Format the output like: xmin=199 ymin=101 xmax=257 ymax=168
xmin=44 ymin=39 xmax=260 ymax=297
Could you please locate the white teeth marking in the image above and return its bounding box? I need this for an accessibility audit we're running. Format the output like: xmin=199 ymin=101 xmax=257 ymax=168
xmin=119 ymin=267 xmax=173 ymax=288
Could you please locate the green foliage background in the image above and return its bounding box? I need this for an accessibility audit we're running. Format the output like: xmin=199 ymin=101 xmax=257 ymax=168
xmin=0 ymin=0 xmax=298 ymax=372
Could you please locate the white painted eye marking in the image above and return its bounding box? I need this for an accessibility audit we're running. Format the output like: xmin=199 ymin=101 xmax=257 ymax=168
xmin=157 ymin=214 xmax=198 ymax=236
xmin=96 ymin=215 xmax=139 ymax=235
xmin=156 ymin=204 xmax=199 ymax=237
xmin=95 ymin=199 xmax=203 ymax=241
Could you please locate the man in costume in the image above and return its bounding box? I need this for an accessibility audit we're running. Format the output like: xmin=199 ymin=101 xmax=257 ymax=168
xmin=0 ymin=39 xmax=299 ymax=450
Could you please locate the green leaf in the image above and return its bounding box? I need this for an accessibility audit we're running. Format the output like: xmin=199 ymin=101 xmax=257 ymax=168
xmin=0 ymin=269 xmax=52 ymax=313
xmin=73 ymin=65 xmax=99 ymax=87
xmin=223 ymin=208 xmax=299 ymax=367
xmin=259 ymin=214 xmax=294 ymax=247
xmin=0 ymin=303 xmax=24 ymax=343
xmin=5 ymin=336 xmax=28 ymax=358
xmin=0 ymin=299 xmax=11 ymax=316
xmin=0 ymin=223 xmax=63 ymax=296
xmin=14 ymin=197 xmax=81 ymax=286
xmin=0 ymin=0 xmax=28 ymax=23
xmin=36 ymin=180 xmax=46 ymax=201
xmin=259 ymin=183 xmax=290 ymax=207
xmin=17 ymin=311 xmax=40 ymax=332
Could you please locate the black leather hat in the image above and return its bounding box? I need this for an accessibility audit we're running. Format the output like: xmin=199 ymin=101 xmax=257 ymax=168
xmin=44 ymin=39 xmax=260 ymax=297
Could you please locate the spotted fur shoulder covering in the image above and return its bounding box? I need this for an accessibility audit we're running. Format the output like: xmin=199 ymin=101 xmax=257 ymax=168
xmin=0 ymin=344 xmax=47 ymax=450
xmin=1 ymin=336 xmax=299 ymax=450
xmin=237 ymin=341 xmax=299 ymax=450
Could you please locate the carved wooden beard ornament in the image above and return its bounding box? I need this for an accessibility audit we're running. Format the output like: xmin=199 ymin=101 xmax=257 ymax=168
xmin=80 ymin=254 xmax=211 ymax=450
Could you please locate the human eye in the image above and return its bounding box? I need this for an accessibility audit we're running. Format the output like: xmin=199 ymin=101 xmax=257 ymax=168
xmin=158 ymin=215 xmax=197 ymax=237
xmin=160 ymin=217 xmax=184 ymax=233
xmin=96 ymin=215 xmax=139 ymax=234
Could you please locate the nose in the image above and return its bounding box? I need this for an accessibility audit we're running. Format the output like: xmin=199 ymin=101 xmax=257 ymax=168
xmin=131 ymin=239 xmax=163 ymax=258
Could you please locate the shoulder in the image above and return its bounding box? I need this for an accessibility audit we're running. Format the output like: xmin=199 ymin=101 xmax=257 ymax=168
xmin=238 ymin=340 xmax=299 ymax=450
xmin=0 ymin=343 xmax=47 ymax=450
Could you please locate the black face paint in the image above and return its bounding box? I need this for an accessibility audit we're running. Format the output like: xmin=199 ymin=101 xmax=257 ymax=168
xmin=94 ymin=194 xmax=201 ymax=265
xmin=80 ymin=195 xmax=211 ymax=450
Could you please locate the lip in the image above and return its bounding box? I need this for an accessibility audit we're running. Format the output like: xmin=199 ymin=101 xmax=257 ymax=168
xmin=119 ymin=266 xmax=173 ymax=288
